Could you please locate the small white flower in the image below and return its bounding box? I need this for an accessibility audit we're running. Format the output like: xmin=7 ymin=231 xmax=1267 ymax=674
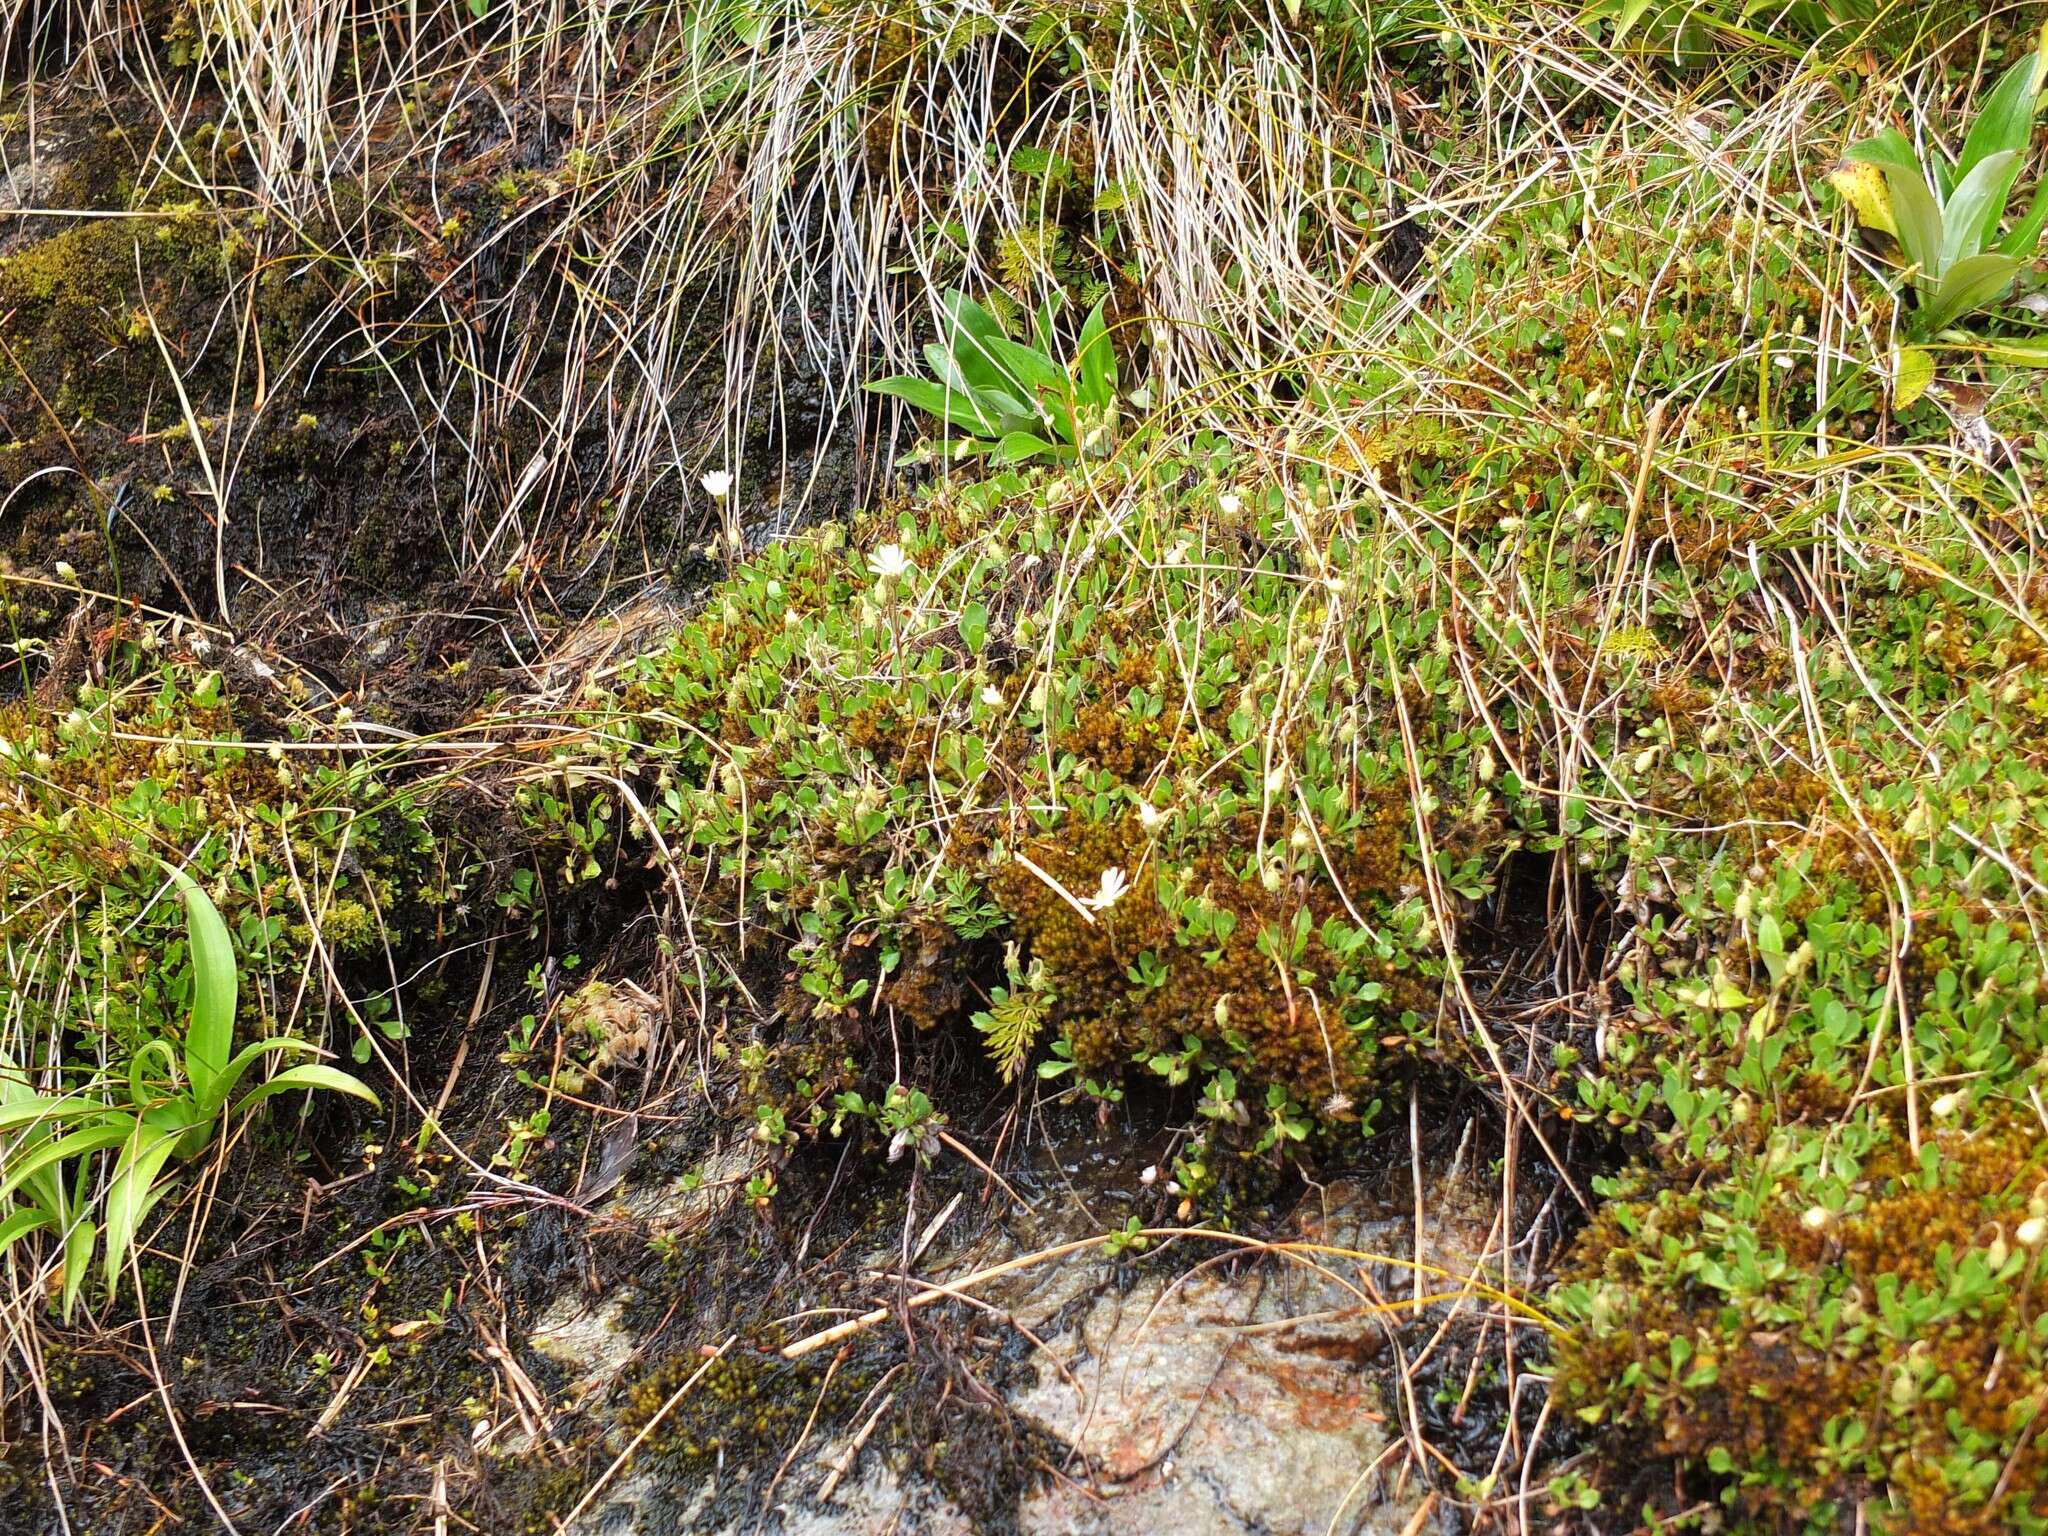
xmin=700 ymin=469 xmax=734 ymax=499
xmin=868 ymin=543 xmax=912 ymax=580
xmin=1085 ymin=866 xmax=1130 ymax=912
xmin=1218 ymin=492 xmax=1241 ymax=516
xmin=1136 ymin=799 xmax=1165 ymax=830
xmin=334 ymin=706 xmax=354 ymax=725
xmin=1931 ymin=1091 xmax=1964 ymax=1119
xmin=53 ymin=560 xmax=78 ymax=583
xmin=1800 ymin=1206 xmax=1832 ymax=1232
xmin=2019 ymin=1216 xmax=2047 ymax=1248
xmin=1140 ymin=1165 xmax=1158 ymax=1185
xmin=979 ymin=685 xmax=1004 ymax=708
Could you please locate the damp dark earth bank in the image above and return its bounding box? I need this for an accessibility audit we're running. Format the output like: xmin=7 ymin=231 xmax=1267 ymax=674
xmin=11 ymin=4 xmax=2048 ymax=1534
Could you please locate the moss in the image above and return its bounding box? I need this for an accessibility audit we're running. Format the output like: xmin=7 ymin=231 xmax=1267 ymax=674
xmin=0 ymin=642 xmax=450 ymax=1065
xmin=1555 ymin=1111 xmax=2048 ymax=1530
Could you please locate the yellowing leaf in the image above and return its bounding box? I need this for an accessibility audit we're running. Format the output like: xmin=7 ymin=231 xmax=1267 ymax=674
xmin=1894 ymin=345 xmax=1935 ymax=409
xmin=1828 ymin=160 xmax=1896 ymax=239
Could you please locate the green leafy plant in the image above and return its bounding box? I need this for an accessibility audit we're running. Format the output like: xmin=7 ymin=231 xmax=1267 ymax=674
xmin=1833 ymin=29 xmax=2048 ymax=385
xmin=0 ymin=863 xmax=378 ymax=1316
xmin=867 ymin=289 xmax=1122 ymax=466
xmin=970 ymin=943 xmax=1053 ymax=1081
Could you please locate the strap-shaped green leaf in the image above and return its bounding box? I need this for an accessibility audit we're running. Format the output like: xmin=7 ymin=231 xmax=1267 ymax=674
xmin=1879 ymin=164 xmax=1945 ymax=285
xmin=232 ymin=1063 xmax=381 ymax=1118
xmin=100 ymin=1120 xmax=180 ymax=1293
xmin=61 ymin=1214 xmax=97 ymax=1321
xmin=0 ymin=1097 xmax=118 ymax=1132
xmin=990 ymin=430 xmax=1062 ymax=465
xmin=162 ymin=863 xmax=236 ymax=1104
xmin=0 ymin=1119 xmax=136 ymax=1205
xmin=1076 ymin=298 xmax=1118 ymax=412
xmin=203 ymin=1036 xmax=327 ymax=1122
xmin=866 ymin=375 xmax=1001 ymax=438
xmin=1923 ymin=251 xmax=2023 ymax=332
xmin=1956 ymin=44 xmax=2048 ymax=244
xmin=0 ymin=1208 xmax=55 ymax=1250
xmin=1845 ymin=128 xmax=1924 ymax=184
xmin=1982 ymin=336 xmax=2048 ymax=365
xmin=939 ymin=291 xmax=1017 ymax=398
xmin=1942 ymin=151 xmax=2021 ymax=272
xmin=1999 ymin=176 xmax=2048 ymax=256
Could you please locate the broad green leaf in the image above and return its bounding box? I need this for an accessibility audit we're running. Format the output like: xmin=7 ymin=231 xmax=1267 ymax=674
xmin=232 ymin=1064 xmax=382 ymax=1118
xmin=980 ymin=332 xmax=1067 ymax=400
xmin=921 ymin=342 xmax=976 ymax=399
xmin=163 ymin=863 xmax=236 ymax=1103
xmin=1923 ymin=251 xmax=2023 ymax=331
xmin=1845 ymin=128 xmax=1925 ymax=185
xmin=1894 ymin=346 xmax=1936 ymax=409
xmin=1981 ymin=337 xmax=2048 ymax=366
xmin=1076 ymin=297 xmax=1117 ymax=410
xmin=989 ymin=430 xmax=1062 ymax=465
xmin=939 ymin=292 xmax=1016 ymax=397
xmin=1941 ymin=151 xmax=2020 ymax=272
xmin=1956 ymin=45 xmax=2048 ymax=243
xmin=1608 ymin=0 xmax=1658 ymax=44
xmin=960 ymin=601 xmax=990 ymax=654
xmin=1878 ymin=164 xmax=1944 ymax=283
xmin=866 ymin=376 xmax=1000 ymax=438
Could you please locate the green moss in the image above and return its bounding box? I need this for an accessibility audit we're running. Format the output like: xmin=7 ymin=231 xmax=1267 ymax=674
xmin=0 ymin=641 xmax=452 ymax=1070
